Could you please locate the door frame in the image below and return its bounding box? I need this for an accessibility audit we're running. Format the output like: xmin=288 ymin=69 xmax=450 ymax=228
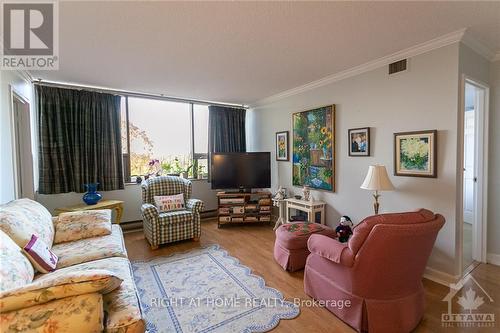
xmin=457 ymin=74 xmax=489 ymax=273
xmin=9 ymin=85 xmax=32 ymax=199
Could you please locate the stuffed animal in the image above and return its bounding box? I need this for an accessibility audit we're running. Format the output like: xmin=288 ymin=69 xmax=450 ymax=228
xmin=335 ymin=216 xmax=353 ymax=243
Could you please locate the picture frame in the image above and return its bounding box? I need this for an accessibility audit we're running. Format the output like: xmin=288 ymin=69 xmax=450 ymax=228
xmin=275 ymin=131 xmax=289 ymax=161
xmin=394 ymin=130 xmax=437 ymax=178
xmin=292 ymin=105 xmax=335 ymax=191
xmin=348 ymin=127 xmax=370 ymax=156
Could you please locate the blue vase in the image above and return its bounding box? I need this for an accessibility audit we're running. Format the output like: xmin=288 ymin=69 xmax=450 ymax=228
xmin=83 ymin=183 xmax=102 ymax=205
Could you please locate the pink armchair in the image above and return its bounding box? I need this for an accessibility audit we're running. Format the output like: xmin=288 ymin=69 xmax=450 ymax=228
xmin=304 ymin=209 xmax=445 ymax=333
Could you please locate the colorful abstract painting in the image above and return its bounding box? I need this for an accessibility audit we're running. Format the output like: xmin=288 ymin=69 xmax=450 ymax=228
xmin=292 ymin=105 xmax=335 ymax=191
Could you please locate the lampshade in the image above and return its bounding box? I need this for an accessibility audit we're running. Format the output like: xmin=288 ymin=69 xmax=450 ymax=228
xmin=360 ymin=165 xmax=395 ymax=191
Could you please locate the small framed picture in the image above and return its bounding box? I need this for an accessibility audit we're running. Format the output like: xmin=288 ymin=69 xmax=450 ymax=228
xmin=276 ymin=131 xmax=289 ymax=161
xmin=348 ymin=127 xmax=370 ymax=156
xmin=394 ymin=130 xmax=437 ymax=178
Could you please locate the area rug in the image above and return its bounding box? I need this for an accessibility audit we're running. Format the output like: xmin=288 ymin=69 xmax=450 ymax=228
xmin=132 ymin=245 xmax=300 ymax=333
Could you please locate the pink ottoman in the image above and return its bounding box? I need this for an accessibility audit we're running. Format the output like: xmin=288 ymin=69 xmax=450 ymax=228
xmin=274 ymin=222 xmax=336 ymax=272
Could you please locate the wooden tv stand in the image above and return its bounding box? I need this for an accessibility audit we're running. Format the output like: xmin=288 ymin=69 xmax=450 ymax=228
xmin=216 ymin=191 xmax=272 ymax=228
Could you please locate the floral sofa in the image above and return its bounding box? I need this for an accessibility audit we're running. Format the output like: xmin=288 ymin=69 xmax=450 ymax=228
xmin=0 ymin=198 xmax=145 ymax=333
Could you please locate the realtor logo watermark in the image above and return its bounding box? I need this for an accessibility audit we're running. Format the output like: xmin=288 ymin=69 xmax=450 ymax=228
xmin=1 ymin=0 xmax=58 ymax=69
xmin=442 ymin=275 xmax=495 ymax=328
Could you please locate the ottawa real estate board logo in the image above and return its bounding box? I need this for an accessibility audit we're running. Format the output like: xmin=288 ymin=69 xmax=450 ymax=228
xmin=1 ymin=0 xmax=58 ymax=69
xmin=442 ymin=275 xmax=495 ymax=328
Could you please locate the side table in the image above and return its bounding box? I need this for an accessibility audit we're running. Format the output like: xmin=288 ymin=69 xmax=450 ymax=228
xmin=54 ymin=199 xmax=124 ymax=224
xmin=284 ymin=198 xmax=326 ymax=225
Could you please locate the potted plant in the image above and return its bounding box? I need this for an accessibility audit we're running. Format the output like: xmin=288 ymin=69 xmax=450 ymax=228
xmin=181 ymin=164 xmax=193 ymax=179
xmin=197 ymin=165 xmax=205 ymax=179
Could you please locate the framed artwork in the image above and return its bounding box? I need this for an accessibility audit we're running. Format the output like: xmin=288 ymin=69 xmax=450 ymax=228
xmin=275 ymin=131 xmax=289 ymax=161
xmin=394 ymin=130 xmax=437 ymax=178
xmin=292 ymin=105 xmax=335 ymax=191
xmin=348 ymin=127 xmax=370 ymax=156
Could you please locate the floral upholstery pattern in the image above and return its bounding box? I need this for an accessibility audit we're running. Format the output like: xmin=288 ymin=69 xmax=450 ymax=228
xmin=48 ymin=257 xmax=144 ymax=332
xmin=0 ymin=293 xmax=104 ymax=333
xmin=141 ymin=176 xmax=204 ymax=247
xmin=54 ymin=209 xmax=112 ymax=244
xmin=0 ymin=269 xmax=122 ymax=313
xmin=282 ymin=222 xmax=326 ymax=235
xmin=0 ymin=198 xmax=54 ymax=248
xmin=0 ymin=231 xmax=34 ymax=292
xmin=52 ymin=225 xmax=127 ymax=269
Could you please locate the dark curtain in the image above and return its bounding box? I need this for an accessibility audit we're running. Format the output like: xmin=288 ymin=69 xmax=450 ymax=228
xmin=208 ymin=106 xmax=246 ymax=181
xmin=36 ymin=85 xmax=124 ymax=194
xmin=208 ymin=106 xmax=246 ymax=153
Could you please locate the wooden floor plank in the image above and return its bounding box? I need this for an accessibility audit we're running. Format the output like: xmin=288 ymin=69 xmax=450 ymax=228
xmin=124 ymin=219 xmax=500 ymax=333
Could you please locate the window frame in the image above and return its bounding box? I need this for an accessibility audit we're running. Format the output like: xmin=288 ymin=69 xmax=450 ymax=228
xmin=121 ymin=96 xmax=208 ymax=183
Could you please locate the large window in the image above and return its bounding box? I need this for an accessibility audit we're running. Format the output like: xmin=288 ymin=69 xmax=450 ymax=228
xmin=121 ymin=97 xmax=209 ymax=182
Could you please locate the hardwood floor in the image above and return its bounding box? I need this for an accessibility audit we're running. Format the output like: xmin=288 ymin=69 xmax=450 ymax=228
xmin=124 ymin=219 xmax=500 ymax=333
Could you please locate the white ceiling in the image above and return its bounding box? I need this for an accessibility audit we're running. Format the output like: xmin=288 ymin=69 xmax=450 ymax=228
xmin=30 ymin=1 xmax=500 ymax=105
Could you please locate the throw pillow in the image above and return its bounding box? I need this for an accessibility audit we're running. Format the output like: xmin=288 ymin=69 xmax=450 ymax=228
xmin=54 ymin=210 xmax=112 ymax=244
xmin=23 ymin=234 xmax=58 ymax=273
xmin=154 ymin=194 xmax=185 ymax=212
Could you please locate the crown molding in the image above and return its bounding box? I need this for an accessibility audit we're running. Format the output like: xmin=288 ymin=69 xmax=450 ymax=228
xmin=251 ymin=29 xmax=467 ymax=108
xmin=461 ymin=30 xmax=496 ymax=61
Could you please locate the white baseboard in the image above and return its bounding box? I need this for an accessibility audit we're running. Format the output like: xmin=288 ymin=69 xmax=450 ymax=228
xmin=423 ymin=266 xmax=460 ymax=286
xmin=487 ymin=253 xmax=500 ymax=266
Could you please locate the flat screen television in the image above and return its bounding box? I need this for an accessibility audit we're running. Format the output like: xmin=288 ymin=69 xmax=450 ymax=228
xmin=210 ymin=152 xmax=271 ymax=190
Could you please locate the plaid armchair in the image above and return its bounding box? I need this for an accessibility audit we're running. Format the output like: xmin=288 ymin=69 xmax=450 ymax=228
xmin=141 ymin=176 xmax=204 ymax=249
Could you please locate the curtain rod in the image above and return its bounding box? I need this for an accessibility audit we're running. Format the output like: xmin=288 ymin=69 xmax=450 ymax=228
xmin=33 ymin=79 xmax=248 ymax=109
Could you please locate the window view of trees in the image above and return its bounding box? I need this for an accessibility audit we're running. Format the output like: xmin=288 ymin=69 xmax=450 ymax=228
xmin=121 ymin=97 xmax=209 ymax=182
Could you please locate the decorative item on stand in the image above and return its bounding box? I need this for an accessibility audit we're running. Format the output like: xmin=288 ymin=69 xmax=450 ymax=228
xmin=272 ymin=186 xmax=287 ymax=230
xmin=82 ymin=183 xmax=102 ymax=205
xmin=360 ymin=165 xmax=395 ymax=214
xmin=302 ymin=185 xmax=311 ymax=201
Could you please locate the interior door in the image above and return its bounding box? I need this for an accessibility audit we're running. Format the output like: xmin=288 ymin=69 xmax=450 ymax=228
xmin=12 ymin=95 xmax=35 ymax=199
xmin=463 ymin=109 xmax=475 ymax=224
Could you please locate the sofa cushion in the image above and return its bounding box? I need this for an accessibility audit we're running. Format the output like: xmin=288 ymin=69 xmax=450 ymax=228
xmin=52 ymin=225 xmax=127 ymax=269
xmin=54 ymin=209 xmax=112 ymax=244
xmin=0 ymin=230 xmax=34 ymax=292
xmin=159 ymin=209 xmax=193 ymax=224
xmin=50 ymin=257 xmax=143 ymax=332
xmin=0 ymin=198 xmax=55 ymax=248
xmin=1 ymin=269 xmax=122 ymax=313
xmin=0 ymin=293 xmax=104 ymax=333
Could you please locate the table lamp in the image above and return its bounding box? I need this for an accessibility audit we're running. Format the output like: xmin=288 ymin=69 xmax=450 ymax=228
xmin=360 ymin=165 xmax=395 ymax=214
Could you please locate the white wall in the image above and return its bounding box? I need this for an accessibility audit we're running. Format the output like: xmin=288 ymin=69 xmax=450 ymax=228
xmin=36 ymin=180 xmax=218 ymax=222
xmin=488 ymin=60 xmax=500 ymax=256
xmin=248 ymin=44 xmax=461 ymax=277
xmin=0 ymin=71 xmax=34 ymax=204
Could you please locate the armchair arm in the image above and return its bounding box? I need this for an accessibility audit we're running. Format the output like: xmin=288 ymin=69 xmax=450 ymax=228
xmin=0 ymin=269 xmax=122 ymax=313
xmin=186 ymin=198 xmax=204 ymax=213
xmin=141 ymin=203 xmax=159 ymax=219
xmin=307 ymin=234 xmax=354 ymax=267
